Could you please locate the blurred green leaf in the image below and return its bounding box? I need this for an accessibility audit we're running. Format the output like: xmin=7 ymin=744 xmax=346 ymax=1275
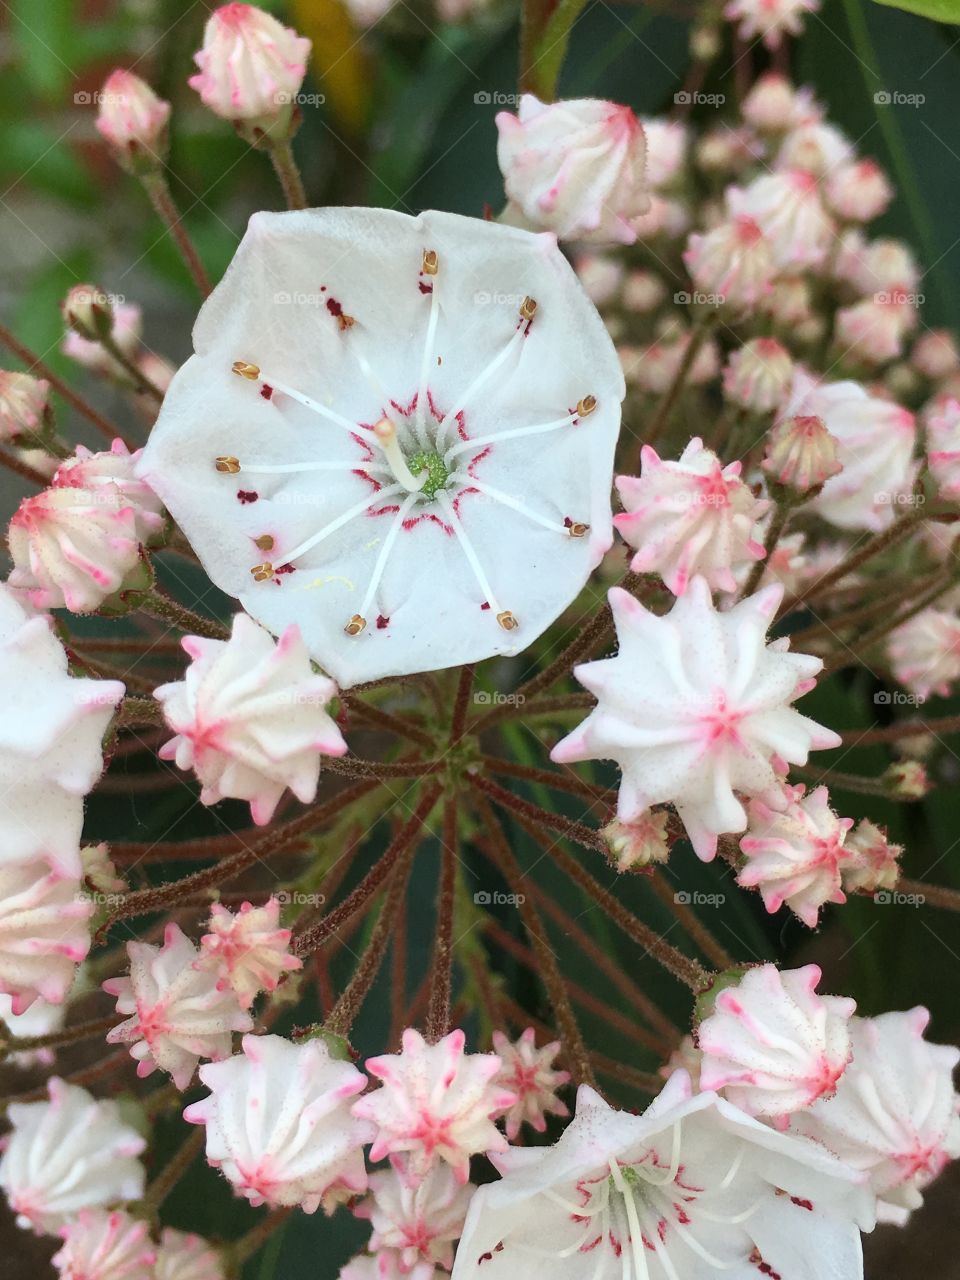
xmin=0 ymin=121 xmax=95 ymax=206
xmin=9 ymin=0 xmax=78 ymax=102
xmin=872 ymin=0 xmax=960 ymax=20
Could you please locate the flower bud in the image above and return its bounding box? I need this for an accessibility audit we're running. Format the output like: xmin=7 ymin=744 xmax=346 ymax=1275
xmin=95 ymin=69 xmax=170 ymax=170
xmin=690 ymin=24 xmax=721 ymax=59
xmin=622 ymin=269 xmax=666 ymax=313
xmin=884 ymin=760 xmax=930 ymax=800
xmin=841 ymin=819 xmax=902 ymax=894
xmin=684 ymin=215 xmax=775 ymax=311
xmin=573 ymin=252 xmax=624 ymax=306
xmin=496 ymin=94 xmax=650 ymax=245
xmin=826 ymin=157 xmax=893 ymax=223
xmin=600 ymin=812 xmax=670 ymax=871
xmin=742 ymin=73 xmax=820 ymax=133
xmin=189 ymin=3 xmax=312 ymax=141
xmin=722 ymin=337 xmax=793 ymax=413
xmin=912 ymin=329 xmax=960 ymax=381
xmin=61 ymin=284 xmax=114 ymax=342
xmin=0 ymin=371 xmax=50 ymax=442
xmin=762 ymin=414 xmax=843 ymax=494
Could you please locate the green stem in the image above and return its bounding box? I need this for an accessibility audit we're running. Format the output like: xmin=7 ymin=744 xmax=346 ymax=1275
xmin=268 ymin=141 xmax=308 ymax=210
xmin=141 ymin=171 xmax=212 ymax=298
xmin=138 ymin=589 xmax=230 ymax=641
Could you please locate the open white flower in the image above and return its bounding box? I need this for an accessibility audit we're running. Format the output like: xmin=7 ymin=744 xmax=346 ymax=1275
xmin=552 ymin=580 xmax=839 ymax=861
xmin=137 ymin=208 xmax=623 ymax=687
xmin=0 ymin=1079 xmax=146 ymax=1234
xmin=155 ymin=613 xmax=347 ymax=824
xmin=451 ymin=1071 xmax=874 ymax=1280
xmin=0 ymin=585 xmax=123 ymax=875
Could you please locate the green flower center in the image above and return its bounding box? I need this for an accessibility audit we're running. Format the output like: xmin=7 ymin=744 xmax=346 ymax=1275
xmin=408 ymin=449 xmax=451 ymax=500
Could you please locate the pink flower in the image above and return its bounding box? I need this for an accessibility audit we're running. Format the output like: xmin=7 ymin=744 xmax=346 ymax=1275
xmin=738 ymin=784 xmax=853 ymax=927
xmin=496 ymin=94 xmax=650 ymax=245
xmin=600 ymin=810 xmax=671 ymax=871
xmin=789 ymin=1008 xmax=960 ymax=1222
xmin=724 ymin=0 xmax=820 ymax=47
xmin=199 ymin=897 xmax=302 ymax=1009
xmin=728 ymin=169 xmax=834 ymax=269
xmin=723 ymin=337 xmax=794 ymax=413
xmin=835 ymin=289 xmax=918 ymax=365
xmin=684 ymin=215 xmax=776 ymax=310
xmin=614 ymin=438 xmax=769 ymax=595
xmin=762 ymin=414 xmax=842 ymax=493
xmin=52 ymin=1209 xmax=155 ymax=1280
xmin=0 ymin=857 xmax=92 ymax=1014
xmin=189 ymin=3 xmax=311 ymax=131
xmin=841 ymin=819 xmax=903 ymax=894
xmin=356 ymin=1163 xmax=474 ymax=1271
xmin=887 ymin=606 xmax=960 ymax=699
xmin=353 ymin=1028 xmax=515 ymax=1185
xmin=492 ymin=1028 xmax=570 ymax=1139
xmin=104 ymin=922 xmax=253 ymax=1090
xmin=155 ymin=612 xmax=347 ymax=824
xmin=184 ymin=1032 xmax=372 ymax=1212
xmin=0 ymin=371 xmax=49 ymax=441
xmin=926 ymin=396 xmax=960 ymax=499
xmin=913 ymin=330 xmax=960 ymax=380
xmin=775 ymin=121 xmax=853 ymax=176
xmin=7 ymin=483 xmax=143 ymax=613
xmin=0 ymin=1079 xmax=146 ymax=1233
xmin=826 ymin=157 xmax=894 ymax=222
xmin=698 ymin=964 xmax=855 ymax=1126
xmin=52 ymin=439 xmax=165 ymax=545
xmin=154 ymin=1229 xmax=225 ymax=1280
xmin=742 ymin=74 xmax=822 ymax=132
xmin=95 ymin=70 xmax=170 ymax=159
xmin=552 ymin=581 xmax=839 ymax=861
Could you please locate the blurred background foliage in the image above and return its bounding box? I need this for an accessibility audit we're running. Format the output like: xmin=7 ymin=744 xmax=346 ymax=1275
xmin=3 ymin=0 xmax=960 ymax=1275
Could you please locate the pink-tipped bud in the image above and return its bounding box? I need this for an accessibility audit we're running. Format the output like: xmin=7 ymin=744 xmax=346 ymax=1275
xmin=912 ymin=329 xmax=960 ymax=381
xmin=722 ymin=337 xmax=793 ymax=414
xmin=622 ymin=269 xmax=666 ymax=313
xmin=189 ymin=4 xmax=312 ymax=139
xmin=741 ymin=73 xmax=820 ymax=132
xmin=684 ymin=215 xmax=775 ymax=311
xmin=762 ymin=414 xmax=842 ymax=494
xmin=600 ymin=812 xmax=671 ymax=871
xmin=841 ymin=819 xmax=902 ymax=894
xmin=884 ymin=759 xmax=930 ymax=800
xmin=61 ymin=284 xmax=115 ymax=342
xmin=826 ymin=158 xmax=893 ymax=223
xmin=0 ymin=371 xmax=50 ymax=442
xmin=95 ymin=70 xmax=170 ymax=169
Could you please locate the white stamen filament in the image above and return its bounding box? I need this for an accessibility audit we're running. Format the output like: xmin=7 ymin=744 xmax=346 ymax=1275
xmin=640 ymin=1123 xmax=682 ymax=1187
xmin=273 ymin=484 xmax=403 ymax=570
xmin=444 ymin=412 xmax=578 ymax=463
xmin=255 ymin=371 xmax=386 ymax=453
xmin=435 ymin=490 xmax=504 ymax=617
xmin=415 ymin=274 xmax=442 ymax=444
xmin=356 ymin=492 xmax=420 ymax=622
xmin=353 ymin=347 xmax=404 ymax=436
xmin=436 ymin=325 xmax=526 ymax=448
xmin=448 ymin=474 xmax=571 ymax=535
xmin=374 ymin=418 xmax=428 ymax=493
xmin=235 ymin=461 xmax=389 ymax=476
xmin=608 ymin=1161 xmax=651 ymax=1280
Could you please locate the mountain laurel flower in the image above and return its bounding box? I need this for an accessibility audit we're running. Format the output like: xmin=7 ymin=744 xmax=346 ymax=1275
xmin=492 ymin=1028 xmax=570 ymax=1139
xmin=0 ymin=1078 xmax=146 ymax=1234
xmin=0 ymin=584 xmax=123 ymax=875
xmin=913 ymin=329 xmax=960 ymax=380
xmin=51 ymin=1209 xmax=156 ymax=1280
xmin=103 ymin=923 xmax=253 ymax=1090
xmin=841 ymin=819 xmax=903 ymax=894
xmin=774 ymin=120 xmax=853 ymax=176
xmin=614 ymin=438 xmax=769 ymax=595
xmin=728 ymin=169 xmax=834 ymax=270
xmin=600 ymin=810 xmax=671 ymax=871
xmin=724 ymin=0 xmax=820 ymax=47
xmin=887 ymin=606 xmax=960 ymax=699
xmin=826 ymin=157 xmax=894 ymax=222
xmin=95 ymin=70 xmax=171 ymax=169
xmin=738 ymin=783 xmax=853 ymax=927
xmin=451 ymin=1071 xmax=874 ymax=1280
xmin=683 ymin=215 xmax=776 ymax=310
xmin=0 ymin=857 xmax=92 ymax=1014
xmin=354 ymin=1028 xmax=515 ymax=1186
xmin=627 ymin=328 xmax=720 ymax=394
xmin=782 ymin=368 xmax=917 ymax=531
xmin=7 ymin=483 xmax=143 ymax=614
xmin=154 ymin=1229 xmax=226 ymax=1280
xmin=926 ymin=395 xmax=960 ymax=500
xmin=61 ymin=283 xmax=115 ymax=343
xmin=52 ymin=440 xmax=165 ymax=545
xmin=835 ymin=290 xmax=918 ymax=366
xmin=0 ymin=371 xmax=50 ymax=442
xmin=137 ymin=208 xmax=623 ymax=686
xmin=356 ymin=1164 xmax=475 ymax=1272
xmin=697 ymin=964 xmax=856 ymax=1126
xmin=789 ymin=1009 xmax=960 ymax=1223
xmin=641 ymin=117 xmax=688 ymax=189
xmin=741 ymin=73 xmax=822 ymax=133
xmin=855 ymin=236 xmax=921 ymax=295
xmin=341 ymin=1257 xmax=438 ymax=1280
xmin=495 ymin=94 xmax=650 ymax=245
xmin=155 ymin=613 xmax=347 ymax=824
xmin=762 ymin=414 xmax=843 ymax=494
xmin=189 ymin=3 xmax=312 ymax=138
xmin=552 ymin=580 xmax=840 ymax=861
xmin=722 ymin=337 xmax=794 ymax=413
xmin=622 ymin=268 xmax=667 ymax=313
xmin=199 ymin=897 xmax=303 ymax=1009
xmin=184 ymin=1033 xmax=373 ymax=1212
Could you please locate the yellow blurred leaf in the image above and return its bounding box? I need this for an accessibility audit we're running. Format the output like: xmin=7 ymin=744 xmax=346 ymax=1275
xmin=292 ymin=0 xmax=372 ymax=134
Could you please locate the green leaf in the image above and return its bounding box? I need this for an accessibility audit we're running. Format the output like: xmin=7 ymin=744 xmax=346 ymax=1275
xmin=873 ymin=0 xmax=960 ymax=22
xmin=531 ymin=0 xmax=593 ymax=100
xmin=9 ymin=0 xmax=77 ymax=101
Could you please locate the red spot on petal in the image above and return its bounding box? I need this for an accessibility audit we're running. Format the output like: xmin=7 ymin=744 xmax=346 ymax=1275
xmin=237 ymin=490 xmax=259 ymax=504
